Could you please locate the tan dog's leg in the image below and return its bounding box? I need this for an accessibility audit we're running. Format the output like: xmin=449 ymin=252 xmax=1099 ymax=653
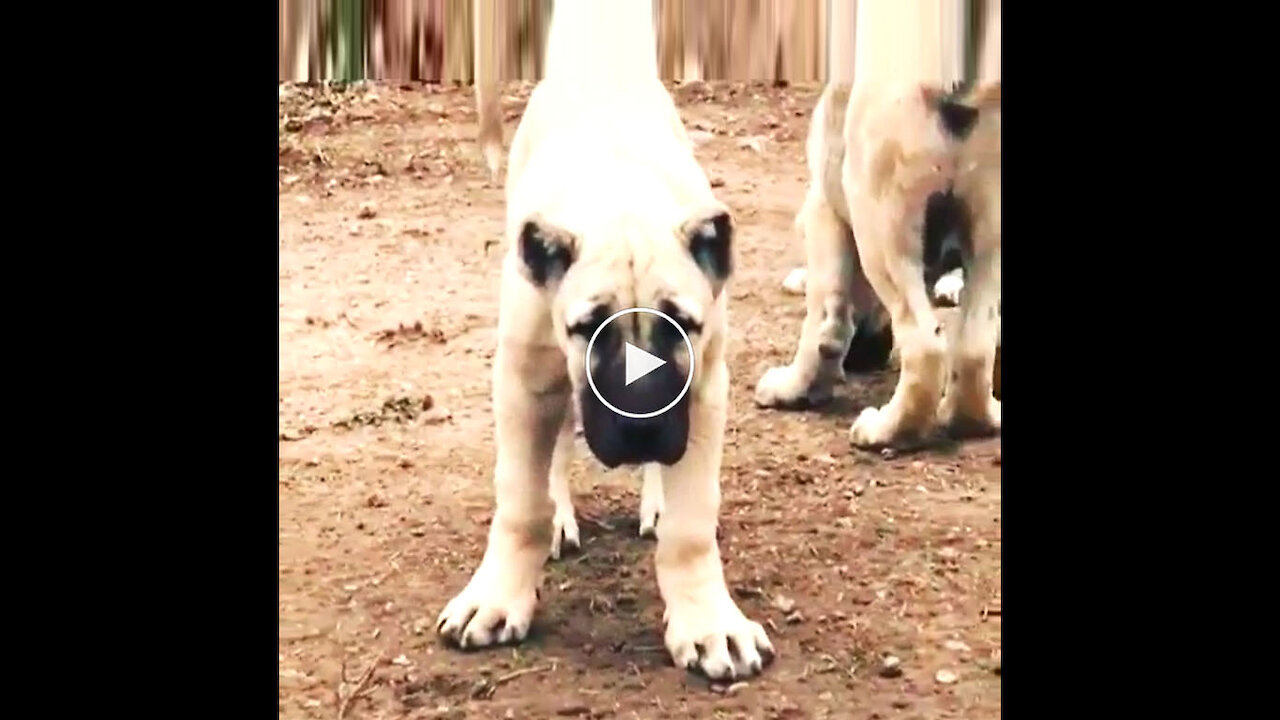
xmin=658 ymin=359 xmax=773 ymax=680
xmin=639 ymin=462 xmax=663 ymax=539
xmin=548 ymin=409 xmax=580 ymax=560
xmin=938 ymin=248 xmax=1001 ymax=436
xmin=436 ymin=339 xmax=564 ymax=648
xmin=754 ymin=187 xmax=857 ymax=408
xmin=848 ymin=239 xmax=948 ymax=448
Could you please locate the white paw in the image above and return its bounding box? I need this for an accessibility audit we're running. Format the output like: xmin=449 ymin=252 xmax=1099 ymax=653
xmin=754 ymin=365 xmax=831 ymax=409
xmin=639 ymin=466 xmax=664 ymax=539
xmin=781 ymin=267 xmax=807 ymax=295
xmin=550 ymin=508 xmax=580 ymax=560
xmin=849 ymin=405 xmax=892 ymax=448
xmin=664 ymin=599 xmax=774 ymax=680
xmin=436 ymin=564 xmax=539 ymax=649
xmin=933 ymin=269 xmax=964 ymax=307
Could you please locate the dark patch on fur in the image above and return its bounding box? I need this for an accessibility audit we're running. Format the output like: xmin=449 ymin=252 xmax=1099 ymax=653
xmin=922 ymin=191 xmax=973 ymax=292
xmin=938 ymin=100 xmax=980 ymax=140
xmin=844 ymin=312 xmax=894 ymax=373
xmin=687 ymin=211 xmax=733 ymax=290
xmin=935 ymin=81 xmax=980 ymax=140
xmin=519 ymin=220 xmax=574 ymax=286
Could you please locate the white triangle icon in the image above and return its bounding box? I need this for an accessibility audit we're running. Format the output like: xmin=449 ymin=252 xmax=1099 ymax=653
xmin=624 ymin=342 xmax=667 ymax=386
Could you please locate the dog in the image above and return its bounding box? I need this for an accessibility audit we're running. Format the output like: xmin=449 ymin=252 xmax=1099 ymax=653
xmin=472 ymin=0 xmax=665 ymax=561
xmin=439 ymin=0 xmax=773 ymax=681
xmin=755 ymin=0 xmax=1001 ymax=447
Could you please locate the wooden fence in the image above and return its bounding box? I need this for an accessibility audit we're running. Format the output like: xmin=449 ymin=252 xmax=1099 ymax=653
xmin=279 ymin=1 xmax=995 ymax=85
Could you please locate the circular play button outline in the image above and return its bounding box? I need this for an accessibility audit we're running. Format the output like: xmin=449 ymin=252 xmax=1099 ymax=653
xmin=584 ymin=307 xmax=695 ymax=420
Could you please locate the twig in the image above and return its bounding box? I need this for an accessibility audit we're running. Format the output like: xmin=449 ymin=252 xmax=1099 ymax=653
xmin=336 ymin=650 xmax=385 ymax=720
xmin=493 ymin=663 xmax=554 ymax=687
xmin=578 ymin=514 xmax=614 ymax=531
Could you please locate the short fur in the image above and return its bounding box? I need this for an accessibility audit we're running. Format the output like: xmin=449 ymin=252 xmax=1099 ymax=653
xmin=441 ymin=0 xmax=773 ymax=681
xmin=755 ymin=0 xmax=1002 ymax=447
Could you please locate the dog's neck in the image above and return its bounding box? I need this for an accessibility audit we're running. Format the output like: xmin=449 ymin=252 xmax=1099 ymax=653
xmin=544 ymin=0 xmax=658 ymax=85
xmin=853 ymin=0 xmax=967 ymax=88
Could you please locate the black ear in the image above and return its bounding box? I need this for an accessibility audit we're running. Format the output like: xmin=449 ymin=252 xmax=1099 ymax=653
xmin=682 ymin=209 xmax=734 ymax=295
xmin=518 ymin=215 xmax=577 ymax=287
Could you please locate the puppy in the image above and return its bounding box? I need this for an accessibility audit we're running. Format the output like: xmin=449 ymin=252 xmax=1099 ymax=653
xmin=439 ymin=0 xmax=773 ymax=681
xmin=756 ymin=0 xmax=1002 ymax=447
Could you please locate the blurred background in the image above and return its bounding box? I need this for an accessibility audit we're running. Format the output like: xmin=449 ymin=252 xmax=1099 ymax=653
xmin=278 ymin=0 xmax=994 ymax=85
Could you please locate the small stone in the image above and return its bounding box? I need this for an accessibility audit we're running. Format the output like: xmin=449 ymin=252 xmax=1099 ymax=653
xmin=726 ymin=681 xmax=749 ymax=696
xmin=943 ymin=640 xmax=971 ymax=653
xmin=358 ymin=201 xmax=377 ymax=219
xmin=881 ymin=447 xmax=898 ymax=460
xmin=687 ymin=130 xmax=716 ymax=145
xmin=556 ymin=704 xmax=590 ymax=716
xmin=935 ymin=669 xmax=958 ymax=684
xmin=891 ymin=699 xmax=910 ymax=709
xmin=852 ymin=483 xmax=866 ymax=496
xmin=785 ymin=610 xmax=805 ymax=624
xmin=878 ymin=655 xmax=903 ymax=678
xmin=773 ymin=595 xmax=796 ymax=613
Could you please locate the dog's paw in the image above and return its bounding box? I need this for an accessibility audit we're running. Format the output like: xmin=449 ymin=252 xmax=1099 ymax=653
xmin=638 ymin=505 xmax=660 ymax=539
xmin=932 ymin=268 xmax=964 ymax=307
xmin=663 ymin=599 xmax=774 ymax=680
xmin=639 ymin=466 xmax=664 ymax=539
xmin=848 ymin=405 xmax=913 ymax=448
xmin=781 ymin=267 xmax=807 ymax=295
xmin=754 ymin=365 xmax=831 ymax=409
xmin=550 ymin=508 xmax=581 ymax=560
xmin=939 ymin=396 xmax=1001 ymax=439
xmin=436 ymin=568 xmax=538 ymax=649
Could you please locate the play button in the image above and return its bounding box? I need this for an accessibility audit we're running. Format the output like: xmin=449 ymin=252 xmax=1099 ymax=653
xmin=624 ymin=343 xmax=666 ymax=386
xmin=584 ymin=307 xmax=694 ymax=420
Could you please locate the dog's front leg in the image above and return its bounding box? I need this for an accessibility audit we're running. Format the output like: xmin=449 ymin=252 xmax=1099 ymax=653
xmin=938 ymin=247 xmax=1001 ymax=436
xmin=754 ymin=186 xmax=857 ymax=408
xmin=548 ymin=409 xmax=580 ymax=560
xmin=658 ymin=360 xmax=774 ymax=680
xmin=638 ymin=463 xmax=664 ymax=539
xmin=437 ymin=339 xmax=566 ymax=648
xmin=847 ymin=221 xmax=948 ymax=448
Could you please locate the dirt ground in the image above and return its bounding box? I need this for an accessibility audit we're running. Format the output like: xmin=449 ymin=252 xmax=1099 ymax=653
xmin=278 ymin=81 xmax=1001 ymax=720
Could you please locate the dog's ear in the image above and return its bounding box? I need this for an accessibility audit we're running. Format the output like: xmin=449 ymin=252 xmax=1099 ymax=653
xmin=518 ymin=214 xmax=577 ymax=287
xmin=680 ymin=206 xmax=734 ymax=296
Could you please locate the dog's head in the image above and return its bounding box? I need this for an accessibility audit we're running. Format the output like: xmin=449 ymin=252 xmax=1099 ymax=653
xmin=514 ymin=204 xmax=733 ymax=469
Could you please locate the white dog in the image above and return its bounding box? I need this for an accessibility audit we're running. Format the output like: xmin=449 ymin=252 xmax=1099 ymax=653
xmin=441 ymin=0 xmax=773 ymax=680
xmin=756 ymin=0 xmax=1002 ymax=447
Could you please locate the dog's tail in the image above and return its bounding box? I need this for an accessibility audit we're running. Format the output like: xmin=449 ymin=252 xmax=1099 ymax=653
xmin=475 ymin=80 xmax=502 ymax=183
xmin=473 ymin=0 xmax=502 ymax=183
